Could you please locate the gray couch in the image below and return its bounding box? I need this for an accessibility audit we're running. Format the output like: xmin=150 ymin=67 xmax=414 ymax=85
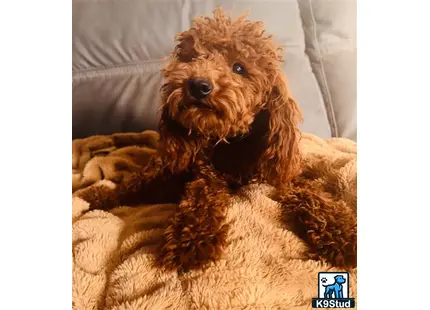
xmin=73 ymin=0 xmax=356 ymax=141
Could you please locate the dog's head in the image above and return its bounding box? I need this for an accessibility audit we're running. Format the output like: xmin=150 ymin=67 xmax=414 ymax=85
xmin=334 ymin=275 xmax=346 ymax=285
xmin=159 ymin=8 xmax=302 ymax=185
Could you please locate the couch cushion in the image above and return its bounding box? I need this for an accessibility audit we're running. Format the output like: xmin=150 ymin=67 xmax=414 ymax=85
xmin=73 ymin=0 xmax=333 ymax=139
xmin=298 ymin=0 xmax=357 ymax=140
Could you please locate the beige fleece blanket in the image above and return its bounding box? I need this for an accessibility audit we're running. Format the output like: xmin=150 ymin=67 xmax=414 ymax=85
xmin=72 ymin=131 xmax=357 ymax=310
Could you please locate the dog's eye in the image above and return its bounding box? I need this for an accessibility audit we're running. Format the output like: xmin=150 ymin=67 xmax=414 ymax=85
xmin=232 ymin=63 xmax=246 ymax=75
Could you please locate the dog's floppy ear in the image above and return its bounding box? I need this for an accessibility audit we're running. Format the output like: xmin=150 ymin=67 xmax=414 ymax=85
xmin=258 ymin=71 xmax=303 ymax=188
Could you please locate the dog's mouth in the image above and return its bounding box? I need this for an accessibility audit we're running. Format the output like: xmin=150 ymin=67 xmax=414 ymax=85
xmin=188 ymin=100 xmax=214 ymax=111
xmin=178 ymin=97 xmax=216 ymax=113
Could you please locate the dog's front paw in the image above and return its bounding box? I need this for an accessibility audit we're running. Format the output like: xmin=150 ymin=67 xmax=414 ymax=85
xmin=157 ymin=222 xmax=229 ymax=272
xmin=73 ymin=180 xmax=119 ymax=211
xmin=279 ymin=189 xmax=357 ymax=269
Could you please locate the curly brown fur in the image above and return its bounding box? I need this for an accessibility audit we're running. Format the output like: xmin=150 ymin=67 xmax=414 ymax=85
xmin=75 ymin=8 xmax=356 ymax=271
xmin=276 ymin=177 xmax=357 ymax=268
xmin=156 ymin=158 xmax=231 ymax=272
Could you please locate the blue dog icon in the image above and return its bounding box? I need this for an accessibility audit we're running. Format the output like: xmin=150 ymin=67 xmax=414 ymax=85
xmin=323 ymin=275 xmax=346 ymax=298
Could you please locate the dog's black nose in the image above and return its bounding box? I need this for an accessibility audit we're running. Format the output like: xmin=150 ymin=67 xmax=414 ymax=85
xmin=187 ymin=78 xmax=213 ymax=99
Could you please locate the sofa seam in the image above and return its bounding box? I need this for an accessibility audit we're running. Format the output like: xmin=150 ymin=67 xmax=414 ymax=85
xmin=305 ymin=0 xmax=339 ymax=138
xmin=72 ymin=59 xmax=165 ymax=73
xmin=72 ymin=61 xmax=165 ymax=82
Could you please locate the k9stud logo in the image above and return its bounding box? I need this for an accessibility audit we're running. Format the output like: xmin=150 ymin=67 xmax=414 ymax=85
xmin=312 ymin=272 xmax=355 ymax=308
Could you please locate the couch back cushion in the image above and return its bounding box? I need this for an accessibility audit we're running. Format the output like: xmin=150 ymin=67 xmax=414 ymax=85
xmin=73 ymin=0 xmax=355 ymax=140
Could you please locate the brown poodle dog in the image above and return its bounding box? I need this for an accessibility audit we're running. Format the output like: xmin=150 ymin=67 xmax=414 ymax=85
xmin=76 ymin=8 xmax=357 ymax=272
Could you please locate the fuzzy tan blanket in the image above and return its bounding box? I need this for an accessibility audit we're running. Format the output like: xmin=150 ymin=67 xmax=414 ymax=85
xmin=72 ymin=131 xmax=357 ymax=310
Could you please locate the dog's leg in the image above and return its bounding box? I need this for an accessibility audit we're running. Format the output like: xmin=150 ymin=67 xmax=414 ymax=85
xmin=275 ymin=183 xmax=357 ymax=268
xmin=324 ymin=288 xmax=330 ymax=299
xmin=157 ymin=162 xmax=231 ymax=272
xmin=74 ymin=157 xmax=186 ymax=211
xmin=335 ymin=288 xmax=340 ymax=299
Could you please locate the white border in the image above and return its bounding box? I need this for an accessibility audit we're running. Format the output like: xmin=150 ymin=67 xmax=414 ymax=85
xmin=359 ymin=1 xmax=430 ymax=308
xmin=1 ymin=0 xmax=429 ymax=309
xmin=0 ymin=1 xmax=70 ymax=309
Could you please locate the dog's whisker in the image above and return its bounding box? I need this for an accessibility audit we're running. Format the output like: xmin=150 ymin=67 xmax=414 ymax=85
xmin=214 ymin=139 xmax=223 ymax=146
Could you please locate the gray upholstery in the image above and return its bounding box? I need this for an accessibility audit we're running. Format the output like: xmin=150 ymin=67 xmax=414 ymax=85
xmin=73 ymin=0 xmax=356 ymax=141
